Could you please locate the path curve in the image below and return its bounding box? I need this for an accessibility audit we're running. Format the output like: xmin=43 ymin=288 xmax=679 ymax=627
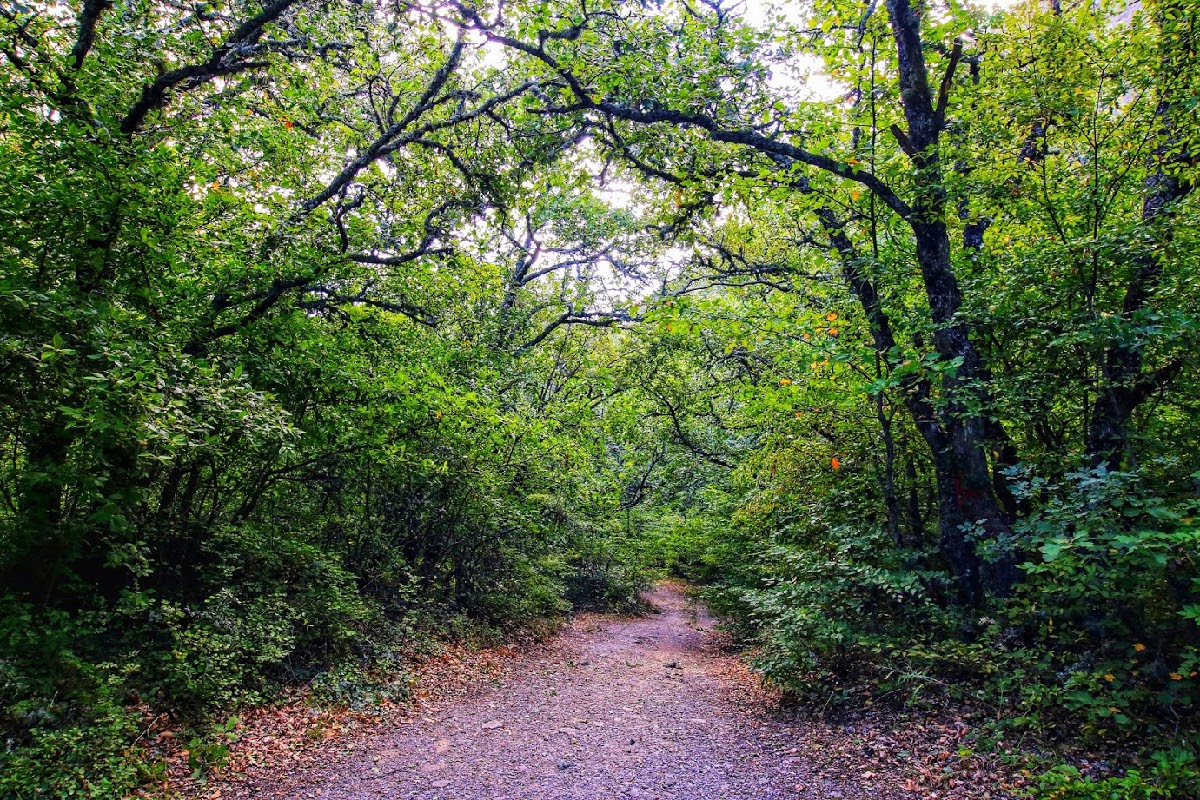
xmin=248 ymin=583 xmax=906 ymax=800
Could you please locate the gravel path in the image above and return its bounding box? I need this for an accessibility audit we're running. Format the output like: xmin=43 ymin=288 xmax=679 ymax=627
xmin=252 ymin=583 xmax=905 ymax=800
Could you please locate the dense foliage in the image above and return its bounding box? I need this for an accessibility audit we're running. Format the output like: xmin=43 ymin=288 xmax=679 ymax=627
xmin=1 ymin=0 xmax=1198 ymax=796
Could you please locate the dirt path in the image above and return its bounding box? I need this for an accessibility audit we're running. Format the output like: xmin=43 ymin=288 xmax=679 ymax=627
xmin=211 ymin=583 xmax=1024 ymax=799
xmin=226 ymin=583 xmax=909 ymax=800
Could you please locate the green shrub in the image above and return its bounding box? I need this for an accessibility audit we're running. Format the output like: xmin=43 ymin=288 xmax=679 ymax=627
xmin=703 ymin=523 xmax=954 ymax=699
xmin=994 ymin=466 xmax=1200 ymax=736
xmin=0 ymin=597 xmax=145 ymax=798
xmin=1032 ymin=749 xmax=1200 ymax=800
xmin=684 ymin=462 xmax=1200 ymax=741
xmin=0 ymin=703 xmax=146 ymax=799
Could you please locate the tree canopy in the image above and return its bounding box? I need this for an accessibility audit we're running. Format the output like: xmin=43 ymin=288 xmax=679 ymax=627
xmin=1 ymin=0 xmax=1198 ymax=795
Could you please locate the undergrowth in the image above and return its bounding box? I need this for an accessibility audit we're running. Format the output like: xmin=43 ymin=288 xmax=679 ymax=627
xmin=655 ymin=465 xmax=1200 ymax=798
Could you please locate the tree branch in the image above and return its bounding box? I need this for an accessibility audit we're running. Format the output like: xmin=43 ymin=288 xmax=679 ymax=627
xmin=120 ymin=0 xmax=300 ymax=134
xmin=934 ymin=40 xmax=963 ymax=131
xmin=651 ymin=390 xmax=734 ymax=469
xmin=70 ymin=0 xmax=110 ymax=70
xmin=516 ymin=307 xmax=641 ymax=352
xmin=301 ymin=285 xmax=438 ymax=327
xmin=453 ymin=10 xmax=914 ymax=220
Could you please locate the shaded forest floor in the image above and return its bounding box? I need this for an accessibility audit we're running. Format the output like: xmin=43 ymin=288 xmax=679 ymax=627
xmin=164 ymin=584 xmax=1033 ymax=799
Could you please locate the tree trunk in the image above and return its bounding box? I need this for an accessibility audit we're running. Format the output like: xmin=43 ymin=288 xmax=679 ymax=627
xmin=10 ymin=416 xmax=73 ymax=601
xmin=904 ymin=453 xmax=927 ymax=547
xmin=1086 ymin=141 xmax=1188 ymax=469
xmin=821 ymin=205 xmax=1013 ymax=599
xmin=885 ymin=0 xmax=1017 ymax=599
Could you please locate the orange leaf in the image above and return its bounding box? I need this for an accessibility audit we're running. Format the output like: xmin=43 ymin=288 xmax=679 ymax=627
xmin=831 ymin=457 xmax=840 ymax=471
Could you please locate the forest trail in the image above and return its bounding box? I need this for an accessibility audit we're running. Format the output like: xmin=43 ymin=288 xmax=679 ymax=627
xmin=231 ymin=583 xmax=917 ymax=800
